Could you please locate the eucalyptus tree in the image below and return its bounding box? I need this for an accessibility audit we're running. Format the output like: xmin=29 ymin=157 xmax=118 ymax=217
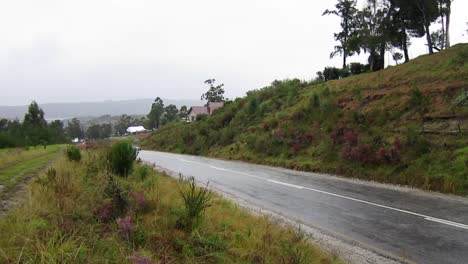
xmin=147 ymin=97 xmax=165 ymax=129
xmin=323 ymin=0 xmax=361 ymax=69
xmin=201 ymin=79 xmax=225 ymax=103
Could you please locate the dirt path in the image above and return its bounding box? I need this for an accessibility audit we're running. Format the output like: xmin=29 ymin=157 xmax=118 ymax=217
xmin=0 ymin=157 xmax=60 ymax=217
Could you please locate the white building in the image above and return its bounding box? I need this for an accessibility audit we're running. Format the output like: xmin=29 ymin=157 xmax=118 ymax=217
xmin=126 ymin=126 xmax=147 ymax=134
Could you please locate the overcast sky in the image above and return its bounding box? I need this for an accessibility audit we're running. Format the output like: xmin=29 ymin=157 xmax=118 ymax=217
xmin=1 ymin=0 xmax=467 ymax=106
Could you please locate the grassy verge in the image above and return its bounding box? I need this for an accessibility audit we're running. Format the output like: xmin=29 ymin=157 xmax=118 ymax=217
xmin=0 ymin=148 xmax=343 ymax=264
xmin=0 ymin=145 xmax=63 ymax=190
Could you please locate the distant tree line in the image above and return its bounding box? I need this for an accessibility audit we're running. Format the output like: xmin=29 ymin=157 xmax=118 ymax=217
xmin=0 ymin=101 xmax=68 ymax=148
xmin=318 ymin=0 xmax=454 ymax=81
xmin=146 ymin=97 xmax=189 ymax=130
xmin=146 ymin=79 xmax=227 ymax=130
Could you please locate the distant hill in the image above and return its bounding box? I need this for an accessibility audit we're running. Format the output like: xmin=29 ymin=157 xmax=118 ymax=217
xmin=0 ymin=98 xmax=203 ymax=120
xmin=143 ymin=44 xmax=468 ymax=195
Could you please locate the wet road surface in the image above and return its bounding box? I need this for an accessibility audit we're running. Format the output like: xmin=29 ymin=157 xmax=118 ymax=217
xmin=138 ymin=150 xmax=468 ymax=264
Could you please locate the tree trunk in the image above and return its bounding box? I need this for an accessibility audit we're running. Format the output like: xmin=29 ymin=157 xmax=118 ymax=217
xmin=417 ymin=0 xmax=434 ymax=54
xmin=343 ymin=47 xmax=347 ymax=69
xmin=425 ymin=21 xmax=434 ymax=54
xmin=400 ymin=21 xmax=410 ymax=62
xmin=380 ymin=43 xmax=386 ymax=70
xmin=445 ymin=1 xmax=451 ymax=48
xmin=402 ymin=37 xmax=410 ymax=62
xmin=440 ymin=2 xmax=446 ymax=50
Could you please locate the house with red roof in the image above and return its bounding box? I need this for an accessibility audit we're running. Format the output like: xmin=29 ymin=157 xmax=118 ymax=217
xmin=187 ymin=102 xmax=224 ymax=122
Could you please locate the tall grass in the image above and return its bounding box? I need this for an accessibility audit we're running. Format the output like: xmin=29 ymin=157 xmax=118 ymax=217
xmin=177 ymin=176 xmax=212 ymax=231
xmin=0 ymin=147 xmax=342 ymax=264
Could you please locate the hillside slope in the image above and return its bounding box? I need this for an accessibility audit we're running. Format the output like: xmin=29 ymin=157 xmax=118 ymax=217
xmin=143 ymin=44 xmax=468 ymax=195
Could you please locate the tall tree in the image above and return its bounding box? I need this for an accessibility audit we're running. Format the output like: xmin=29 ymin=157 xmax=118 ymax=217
xmin=433 ymin=0 xmax=453 ymax=50
xmin=147 ymin=97 xmax=165 ymax=129
xmin=86 ymin=124 xmax=112 ymax=140
xmin=48 ymin=120 xmax=67 ymax=144
xmin=162 ymin=104 xmax=179 ymax=125
xmin=385 ymin=0 xmax=412 ymax=62
xmin=323 ymin=0 xmax=360 ymax=69
xmin=357 ymin=0 xmax=391 ymax=71
xmin=412 ymin=0 xmax=439 ymax=54
xmin=179 ymin=105 xmax=188 ymax=120
xmin=201 ymin=79 xmax=225 ymax=103
xmin=66 ymin=118 xmax=84 ymax=139
xmin=115 ymin=114 xmax=134 ymax=136
xmin=23 ymin=101 xmax=48 ymax=146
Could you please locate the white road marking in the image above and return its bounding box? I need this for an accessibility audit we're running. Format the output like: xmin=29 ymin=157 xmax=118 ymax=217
xmin=142 ymin=151 xmax=468 ymax=230
xmin=424 ymin=217 xmax=468 ymax=229
xmin=209 ymin=166 xmax=229 ymax=171
xmin=268 ymin=179 xmax=304 ymax=189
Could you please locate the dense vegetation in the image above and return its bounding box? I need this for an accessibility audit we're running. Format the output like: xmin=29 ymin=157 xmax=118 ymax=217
xmin=0 ymin=145 xmax=341 ymax=264
xmin=323 ymin=0 xmax=453 ymax=71
xmin=143 ymin=44 xmax=468 ymax=195
xmin=0 ymin=102 xmax=68 ymax=148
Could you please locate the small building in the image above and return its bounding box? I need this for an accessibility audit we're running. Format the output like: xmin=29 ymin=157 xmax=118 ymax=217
xmin=126 ymin=126 xmax=147 ymax=134
xmin=187 ymin=102 xmax=224 ymax=122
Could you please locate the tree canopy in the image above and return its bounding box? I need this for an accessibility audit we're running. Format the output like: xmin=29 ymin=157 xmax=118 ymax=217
xmin=201 ymin=79 xmax=225 ymax=103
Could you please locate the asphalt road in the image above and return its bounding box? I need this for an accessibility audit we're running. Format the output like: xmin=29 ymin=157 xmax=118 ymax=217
xmin=138 ymin=150 xmax=468 ymax=264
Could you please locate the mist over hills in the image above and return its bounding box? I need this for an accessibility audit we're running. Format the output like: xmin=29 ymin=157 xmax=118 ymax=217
xmin=0 ymin=98 xmax=203 ymax=120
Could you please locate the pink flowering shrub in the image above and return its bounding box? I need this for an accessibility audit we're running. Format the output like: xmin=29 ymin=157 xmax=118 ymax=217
xmin=116 ymin=215 xmax=134 ymax=241
xmin=342 ymin=144 xmax=374 ymax=164
xmin=128 ymin=255 xmax=154 ymax=264
xmin=94 ymin=202 xmax=114 ymax=222
xmin=129 ymin=191 xmax=149 ymax=212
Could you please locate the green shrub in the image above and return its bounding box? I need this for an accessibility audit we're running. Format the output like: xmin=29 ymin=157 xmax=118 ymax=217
xmin=177 ymin=177 xmax=212 ymax=232
xmin=108 ymin=142 xmax=137 ymax=177
xmin=103 ymin=174 xmax=129 ymax=218
xmin=66 ymin=145 xmax=81 ymax=162
xmin=132 ymin=164 xmax=151 ymax=180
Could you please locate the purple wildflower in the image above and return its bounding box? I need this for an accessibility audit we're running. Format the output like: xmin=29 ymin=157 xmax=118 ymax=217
xmin=128 ymin=255 xmax=154 ymax=264
xmin=116 ymin=215 xmax=134 ymax=241
xmin=129 ymin=191 xmax=148 ymax=212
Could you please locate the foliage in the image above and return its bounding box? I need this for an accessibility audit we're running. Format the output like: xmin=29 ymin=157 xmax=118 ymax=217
xmin=66 ymin=145 xmax=82 ymax=162
xmin=201 ymin=79 xmax=225 ymax=102
xmin=323 ymin=0 xmax=360 ymax=68
xmin=66 ymin=118 xmax=84 ymax=139
xmin=147 ymin=97 xmax=165 ymax=129
xmin=325 ymin=0 xmax=447 ymax=71
xmin=177 ymin=176 xmax=212 ymax=232
xmin=114 ymin=115 xmax=145 ymax=136
xmin=86 ymin=123 xmax=112 ymax=140
xmin=161 ymin=104 xmax=179 ymax=125
xmin=0 ymin=102 xmax=69 ymax=148
xmin=108 ymin=142 xmax=137 ymax=177
xmin=142 ymin=44 xmax=468 ymax=195
xmin=0 ymin=149 xmax=340 ymax=263
xmin=116 ymin=216 xmax=135 ymax=241
xmin=179 ymin=105 xmax=189 ymax=120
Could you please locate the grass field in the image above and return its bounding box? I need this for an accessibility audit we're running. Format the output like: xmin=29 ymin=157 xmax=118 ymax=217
xmin=0 ymin=148 xmax=342 ymax=263
xmin=0 ymin=145 xmax=63 ymax=190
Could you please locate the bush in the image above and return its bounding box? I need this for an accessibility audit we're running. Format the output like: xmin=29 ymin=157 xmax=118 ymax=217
xmin=108 ymin=142 xmax=137 ymax=177
xmin=342 ymin=143 xmax=374 ymax=164
xmin=66 ymin=145 xmax=81 ymax=162
xmin=101 ymin=174 xmax=129 ymax=219
xmin=177 ymin=177 xmax=212 ymax=232
xmin=132 ymin=164 xmax=151 ymax=180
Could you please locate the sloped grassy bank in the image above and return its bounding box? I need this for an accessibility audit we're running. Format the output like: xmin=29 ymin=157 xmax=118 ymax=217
xmin=143 ymin=44 xmax=468 ymax=195
xmin=0 ymin=145 xmax=341 ymax=264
